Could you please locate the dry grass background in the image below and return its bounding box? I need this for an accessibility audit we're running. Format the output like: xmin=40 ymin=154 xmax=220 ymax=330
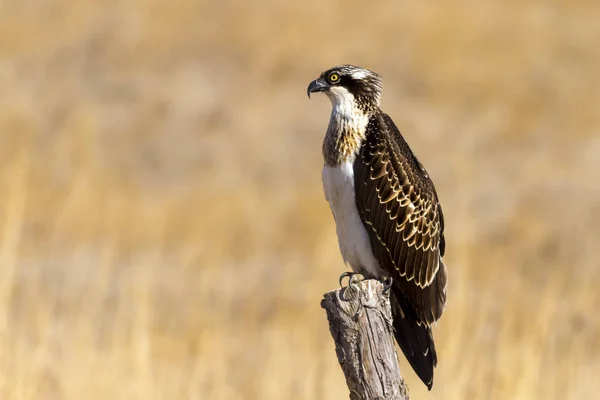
xmin=0 ymin=0 xmax=599 ymax=399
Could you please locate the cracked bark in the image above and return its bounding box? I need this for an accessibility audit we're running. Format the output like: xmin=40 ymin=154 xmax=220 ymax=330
xmin=321 ymin=278 xmax=409 ymax=400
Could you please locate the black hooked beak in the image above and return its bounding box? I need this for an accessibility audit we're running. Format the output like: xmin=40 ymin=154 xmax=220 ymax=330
xmin=307 ymin=78 xmax=328 ymax=98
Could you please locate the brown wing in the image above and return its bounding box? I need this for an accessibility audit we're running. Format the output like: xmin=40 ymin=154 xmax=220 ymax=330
xmin=354 ymin=112 xmax=447 ymax=325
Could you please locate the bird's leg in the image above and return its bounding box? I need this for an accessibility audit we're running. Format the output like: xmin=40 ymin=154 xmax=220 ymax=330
xmin=382 ymin=276 xmax=393 ymax=294
xmin=339 ymin=271 xmax=365 ymax=301
xmin=348 ymin=273 xmax=364 ymax=290
xmin=339 ymin=271 xmax=365 ymax=288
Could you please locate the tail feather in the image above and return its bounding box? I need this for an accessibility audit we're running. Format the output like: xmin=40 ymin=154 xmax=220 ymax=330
xmin=390 ymin=287 xmax=437 ymax=390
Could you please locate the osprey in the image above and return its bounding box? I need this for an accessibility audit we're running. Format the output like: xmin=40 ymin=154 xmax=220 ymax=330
xmin=308 ymin=65 xmax=448 ymax=390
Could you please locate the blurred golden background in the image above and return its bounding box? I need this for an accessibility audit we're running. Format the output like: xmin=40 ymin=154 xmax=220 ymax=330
xmin=0 ymin=0 xmax=599 ymax=399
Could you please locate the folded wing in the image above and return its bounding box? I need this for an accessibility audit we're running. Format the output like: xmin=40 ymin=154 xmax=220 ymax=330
xmin=354 ymin=112 xmax=447 ymax=325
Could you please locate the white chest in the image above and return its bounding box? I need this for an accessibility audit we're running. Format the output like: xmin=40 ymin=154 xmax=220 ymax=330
xmin=322 ymin=161 xmax=382 ymax=278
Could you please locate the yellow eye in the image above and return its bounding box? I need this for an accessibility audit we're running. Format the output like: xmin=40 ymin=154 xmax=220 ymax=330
xmin=328 ymin=73 xmax=340 ymax=83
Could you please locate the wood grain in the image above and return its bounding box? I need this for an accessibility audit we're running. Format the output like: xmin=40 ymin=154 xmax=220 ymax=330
xmin=321 ymin=278 xmax=409 ymax=400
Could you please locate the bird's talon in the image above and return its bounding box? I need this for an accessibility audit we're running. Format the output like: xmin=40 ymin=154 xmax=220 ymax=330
xmin=349 ymin=274 xmax=357 ymax=287
xmin=383 ymin=276 xmax=393 ymax=293
xmin=339 ymin=272 xmax=365 ymax=301
xmin=339 ymin=271 xmax=355 ymax=288
xmin=347 ymin=273 xmax=365 ymax=294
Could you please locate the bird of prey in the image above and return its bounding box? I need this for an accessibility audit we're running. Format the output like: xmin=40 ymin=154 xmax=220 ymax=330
xmin=307 ymin=65 xmax=448 ymax=390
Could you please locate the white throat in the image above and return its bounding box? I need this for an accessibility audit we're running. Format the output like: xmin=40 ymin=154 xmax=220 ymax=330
xmin=326 ymin=86 xmax=362 ymax=122
xmin=325 ymin=87 xmax=369 ymax=142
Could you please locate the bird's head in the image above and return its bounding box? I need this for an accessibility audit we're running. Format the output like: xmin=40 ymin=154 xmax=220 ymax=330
xmin=307 ymin=65 xmax=382 ymax=113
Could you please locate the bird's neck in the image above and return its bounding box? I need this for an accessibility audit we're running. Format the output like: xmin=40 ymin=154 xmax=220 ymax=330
xmin=323 ymin=101 xmax=375 ymax=167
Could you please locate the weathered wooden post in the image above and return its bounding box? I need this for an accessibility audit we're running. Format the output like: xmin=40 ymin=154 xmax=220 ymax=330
xmin=321 ymin=278 xmax=409 ymax=400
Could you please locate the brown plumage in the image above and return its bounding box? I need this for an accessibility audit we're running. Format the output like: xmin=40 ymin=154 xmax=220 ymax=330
xmin=355 ymin=112 xmax=447 ymax=325
xmin=355 ymin=111 xmax=447 ymax=389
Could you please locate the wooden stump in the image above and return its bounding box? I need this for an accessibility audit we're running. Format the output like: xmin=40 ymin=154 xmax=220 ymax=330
xmin=321 ymin=278 xmax=409 ymax=400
